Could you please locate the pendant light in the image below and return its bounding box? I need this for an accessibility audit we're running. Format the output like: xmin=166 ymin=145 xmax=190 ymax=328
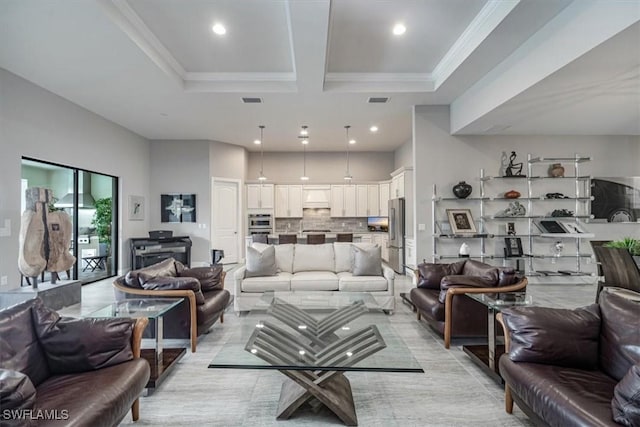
xmin=343 ymin=125 xmax=353 ymax=181
xmin=300 ymin=142 xmax=309 ymax=181
xmin=257 ymin=125 xmax=267 ymax=181
xmin=299 ymin=125 xmax=310 ymax=181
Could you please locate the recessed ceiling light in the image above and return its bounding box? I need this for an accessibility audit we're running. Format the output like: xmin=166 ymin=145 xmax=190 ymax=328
xmin=392 ymin=23 xmax=406 ymax=36
xmin=300 ymin=176 xmax=309 ymax=181
xmin=301 ymin=139 xmax=309 ymax=145
xmin=349 ymin=139 xmax=356 ymax=145
xmin=369 ymin=126 xmax=378 ymax=133
xmin=212 ymin=23 xmax=226 ymax=35
xmin=300 ymin=126 xmax=308 ymax=136
xmin=254 ymin=139 xmax=261 ymax=145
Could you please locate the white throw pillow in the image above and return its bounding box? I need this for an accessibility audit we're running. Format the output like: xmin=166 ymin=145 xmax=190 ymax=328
xmin=334 ymin=242 xmax=353 ymax=272
xmin=293 ymin=243 xmax=335 ymax=272
xmin=251 ymin=242 xmax=293 ymax=273
xmin=351 ymin=245 xmax=382 ymax=276
xmin=246 ymin=245 xmax=277 ymax=278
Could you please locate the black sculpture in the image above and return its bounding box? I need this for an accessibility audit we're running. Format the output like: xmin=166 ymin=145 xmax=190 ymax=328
xmin=504 ymin=151 xmax=525 ymax=177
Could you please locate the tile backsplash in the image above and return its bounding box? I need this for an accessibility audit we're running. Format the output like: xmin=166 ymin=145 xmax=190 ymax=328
xmin=275 ymin=208 xmax=372 ymax=232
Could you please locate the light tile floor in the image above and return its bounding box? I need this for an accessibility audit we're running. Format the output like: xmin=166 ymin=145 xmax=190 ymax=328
xmin=59 ymin=271 xmax=597 ymax=427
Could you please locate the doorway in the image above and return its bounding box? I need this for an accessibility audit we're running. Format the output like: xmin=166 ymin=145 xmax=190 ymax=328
xmin=211 ymin=178 xmax=241 ymax=264
xmin=21 ymin=158 xmax=118 ymax=284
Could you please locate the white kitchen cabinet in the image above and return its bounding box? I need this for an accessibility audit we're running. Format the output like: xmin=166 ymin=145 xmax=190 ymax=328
xmin=275 ymin=185 xmax=302 ymax=218
xmin=247 ymin=184 xmax=274 ymax=209
xmin=389 ymin=167 xmax=414 ymax=239
xmin=331 ymin=185 xmax=357 ymax=217
xmin=368 ymin=184 xmax=380 ymax=217
xmin=356 ymin=185 xmax=368 ymax=217
xmin=356 ymin=184 xmax=380 ymax=217
xmin=379 ymin=182 xmax=390 ymax=216
xmin=344 ymin=185 xmax=356 ymax=217
xmin=391 ymin=173 xmax=405 ymax=198
xmin=359 ymin=234 xmax=373 ymax=244
xmin=372 ymin=233 xmax=389 ymax=262
xmin=405 ymin=238 xmax=416 ymax=269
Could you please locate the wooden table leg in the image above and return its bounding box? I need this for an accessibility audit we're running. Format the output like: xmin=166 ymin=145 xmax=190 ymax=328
xmin=276 ymin=371 xmax=357 ymax=426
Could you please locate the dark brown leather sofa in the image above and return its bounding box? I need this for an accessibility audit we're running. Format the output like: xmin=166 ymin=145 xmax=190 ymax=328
xmin=0 ymin=298 xmax=150 ymax=426
xmin=410 ymin=260 xmax=527 ymax=348
xmin=113 ymin=258 xmax=230 ymax=352
xmin=498 ymin=288 xmax=640 ymax=427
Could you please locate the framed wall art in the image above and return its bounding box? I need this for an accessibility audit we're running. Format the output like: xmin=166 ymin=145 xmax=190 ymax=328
xmin=504 ymin=237 xmax=523 ymax=257
xmin=591 ymin=177 xmax=640 ymax=223
xmin=161 ymin=194 xmax=197 ymax=223
xmin=128 ymin=195 xmax=144 ymax=221
xmin=446 ymin=209 xmax=477 ymax=234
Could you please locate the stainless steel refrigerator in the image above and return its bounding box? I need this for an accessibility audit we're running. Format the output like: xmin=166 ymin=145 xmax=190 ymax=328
xmin=388 ymin=198 xmax=405 ymax=273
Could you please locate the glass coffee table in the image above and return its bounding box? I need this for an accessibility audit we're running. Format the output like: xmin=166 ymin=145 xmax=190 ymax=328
xmin=463 ymin=292 xmax=532 ymax=383
xmin=87 ymin=298 xmax=185 ymax=392
xmin=209 ymin=292 xmax=423 ymax=426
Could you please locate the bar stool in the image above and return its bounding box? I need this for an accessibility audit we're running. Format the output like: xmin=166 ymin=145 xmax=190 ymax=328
xmin=252 ymin=234 xmax=268 ymax=244
xmin=279 ymin=234 xmax=297 ymax=244
xmin=336 ymin=233 xmax=353 ymax=242
xmin=306 ymin=234 xmax=326 ymax=244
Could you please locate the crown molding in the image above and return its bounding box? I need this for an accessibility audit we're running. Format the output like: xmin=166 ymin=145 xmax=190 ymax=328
xmin=98 ymin=0 xmax=298 ymax=92
xmin=432 ymin=0 xmax=520 ymax=89
xmin=324 ymin=73 xmax=434 ymax=92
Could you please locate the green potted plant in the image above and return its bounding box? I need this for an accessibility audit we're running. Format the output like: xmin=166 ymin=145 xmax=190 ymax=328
xmin=92 ymin=197 xmax=112 ymax=257
xmin=604 ymin=237 xmax=640 ymax=267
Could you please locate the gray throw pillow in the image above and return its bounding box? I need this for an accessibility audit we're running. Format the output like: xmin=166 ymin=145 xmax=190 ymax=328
xmin=246 ymin=245 xmax=277 ymax=278
xmin=351 ymin=245 xmax=382 ymax=276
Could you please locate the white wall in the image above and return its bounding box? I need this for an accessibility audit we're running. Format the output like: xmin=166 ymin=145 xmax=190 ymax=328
xmin=413 ymin=105 xmax=640 ymax=265
xmin=0 ymin=68 xmax=150 ymax=282
xmin=247 ymin=151 xmax=394 ymax=183
xmin=394 ymin=139 xmax=413 ymax=170
xmin=209 ymin=140 xmax=248 ymax=180
xmin=150 ymin=140 xmax=212 ymax=265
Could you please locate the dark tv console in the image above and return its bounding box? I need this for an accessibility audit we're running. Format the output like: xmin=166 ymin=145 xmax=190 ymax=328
xmin=130 ymin=236 xmax=192 ymax=270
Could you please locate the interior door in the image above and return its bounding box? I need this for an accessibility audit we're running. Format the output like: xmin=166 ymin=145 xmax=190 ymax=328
xmin=212 ymin=179 xmax=240 ymax=263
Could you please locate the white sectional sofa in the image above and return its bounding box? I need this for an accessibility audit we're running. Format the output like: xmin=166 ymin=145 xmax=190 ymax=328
xmin=233 ymin=242 xmax=395 ymax=312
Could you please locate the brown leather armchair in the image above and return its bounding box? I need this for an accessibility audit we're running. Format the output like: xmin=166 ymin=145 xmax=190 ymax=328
xmin=0 ymin=298 xmax=150 ymax=425
xmin=409 ymin=260 xmax=527 ymax=348
xmin=113 ymin=257 xmax=230 ymax=352
xmin=497 ymin=288 xmax=640 ymax=426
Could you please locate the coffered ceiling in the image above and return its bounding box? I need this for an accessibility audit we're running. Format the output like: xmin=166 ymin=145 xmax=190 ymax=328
xmin=0 ymin=0 xmax=638 ymax=152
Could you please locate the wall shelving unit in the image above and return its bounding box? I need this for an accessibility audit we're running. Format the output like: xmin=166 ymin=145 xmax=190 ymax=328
xmin=431 ymin=154 xmax=595 ymax=277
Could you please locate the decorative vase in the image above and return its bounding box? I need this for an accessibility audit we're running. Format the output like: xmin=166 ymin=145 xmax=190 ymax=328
xmin=452 ymin=181 xmax=472 ymax=199
xmin=504 ymin=190 xmax=521 ymax=199
xmin=549 ymin=163 xmax=565 ymax=177
xmin=459 ymin=242 xmax=470 ymax=257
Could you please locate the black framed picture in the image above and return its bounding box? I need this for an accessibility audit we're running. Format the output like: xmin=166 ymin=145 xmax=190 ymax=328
xmin=504 ymin=237 xmax=523 ymax=257
xmin=161 ymin=194 xmax=197 ymax=223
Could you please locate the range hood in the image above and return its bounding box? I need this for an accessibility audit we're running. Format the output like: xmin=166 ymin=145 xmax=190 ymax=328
xmin=54 ymin=172 xmax=96 ymax=208
xmin=302 ymin=185 xmax=330 ymax=208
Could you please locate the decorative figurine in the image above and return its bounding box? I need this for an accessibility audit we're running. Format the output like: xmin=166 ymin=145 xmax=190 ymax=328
xmin=504 ymin=151 xmax=525 ymax=177
xmin=549 ymin=163 xmax=565 ymax=177
xmin=452 ymin=181 xmax=472 ymax=199
xmin=504 ymin=190 xmax=521 ymax=199
xmin=459 ymin=242 xmax=470 ymax=257
xmin=496 ymin=201 xmax=526 ymax=217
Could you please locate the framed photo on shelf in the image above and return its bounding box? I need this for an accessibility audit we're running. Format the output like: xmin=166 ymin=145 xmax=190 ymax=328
xmin=504 ymin=237 xmax=523 ymax=257
xmin=535 ymin=220 xmax=568 ymax=234
xmin=446 ymin=209 xmax=477 ymax=234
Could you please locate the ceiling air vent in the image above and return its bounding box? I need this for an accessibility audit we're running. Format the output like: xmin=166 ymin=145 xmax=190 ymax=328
xmin=367 ymin=97 xmax=389 ymax=103
xmin=242 ymin=97 xmax=263 ymax=104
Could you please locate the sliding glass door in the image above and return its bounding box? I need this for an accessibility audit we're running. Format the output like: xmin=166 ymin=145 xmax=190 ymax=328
xmin=21 ymin=158 xmax=118 ymax=284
